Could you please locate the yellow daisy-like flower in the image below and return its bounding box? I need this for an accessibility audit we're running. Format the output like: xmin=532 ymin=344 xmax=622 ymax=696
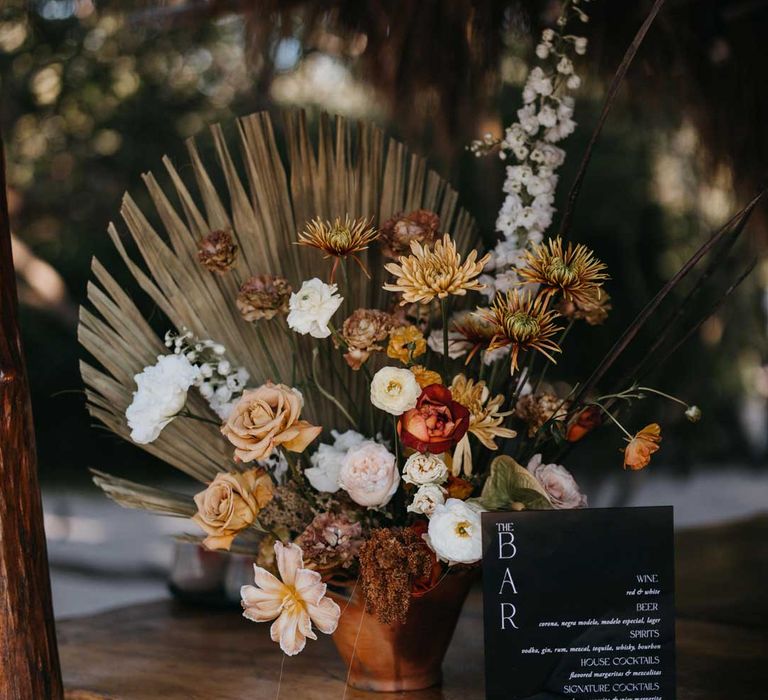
xmin=478 ymin=290 xmax=562 ymax=374
xmin=410 ymin=364 xmax=443 ymax=388
xmin=450 ymin=374 xmax=517 ymax=475
xmin=518 ymin=237 xmax=608 ymax=306
xmin=387 ymin=324 xmax=426 ymax=363
xmin=297 ymin=215 xmax=379 ymax=282
xmin=384 ymin=234 xmax=489 ymax=304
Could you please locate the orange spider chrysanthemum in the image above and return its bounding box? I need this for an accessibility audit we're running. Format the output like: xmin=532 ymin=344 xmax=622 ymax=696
xmin=623 ymin=423 xmax=661 ymax=470
xmin=477 ymin=290 xmax=562 ymax=374
xmin=297 ymin=215 xmax=379 ymax=282
xmin=519 ymin=236 xmax=608 ymax=306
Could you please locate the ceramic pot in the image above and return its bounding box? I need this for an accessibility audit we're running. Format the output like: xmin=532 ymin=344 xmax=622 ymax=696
xmin=327 ymin=569 xmax=475 ymax=692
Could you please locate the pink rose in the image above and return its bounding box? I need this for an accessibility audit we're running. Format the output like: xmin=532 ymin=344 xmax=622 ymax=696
xmin=338 ymin=441 xmax=399 ymax=507
xmin=527 ymin=454 xmax=587 ymax=509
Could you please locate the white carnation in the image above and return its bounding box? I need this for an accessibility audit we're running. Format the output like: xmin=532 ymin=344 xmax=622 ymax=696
xmin=408 ymin=484 xmax=447 ymax=517
xmin=369 ymin=367 xmax=420 ymax=416
xmin=125 ymin=354 xmax=200 ymax=444
xmin=426 ymin=498 xmax=484 ymax=565
xmin=403 ymin=452 xmax=449 ymax=486
xmin=305 ymin=429 xmax=366 ymax=493
xmin=287 ymin=278 xmax=343 ymax=338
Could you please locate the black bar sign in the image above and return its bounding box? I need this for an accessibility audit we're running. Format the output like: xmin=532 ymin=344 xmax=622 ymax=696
xmin=481 ymin=506 xmax=676 ymax=700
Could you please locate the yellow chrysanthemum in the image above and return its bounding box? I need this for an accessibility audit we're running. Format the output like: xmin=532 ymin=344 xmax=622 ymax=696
xmin=410 ymin=364 xmax=443 ymax=388
xmin=478 ymin=290 xmax=562 ymax=374
xmin=384 ymin=234 xmax=489 ymax=304
xmin=518 ymin=237 xmax=608 ymax=306
xmin=387 ymin=325 xmax=427 ymax=364
xmin=297 ymin=215 xmax=379 ymax=281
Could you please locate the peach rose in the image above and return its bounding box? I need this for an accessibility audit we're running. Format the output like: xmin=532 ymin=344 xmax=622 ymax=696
xmin=222 ymin=383 xmax=322 ymax=462
xmin=193 ymin=468 xmax=274 ymax=550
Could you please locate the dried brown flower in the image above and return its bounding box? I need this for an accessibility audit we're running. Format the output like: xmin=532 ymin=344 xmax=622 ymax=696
xmin=339 ymin=309 xmax=396 ymax=370
xmin=515 ymin=393 xmax=571 ymax=438
xmin=236 ymin=275 xmax=292 ymax=321
xmin=197 ymin=229 xmax=238 ymax=273
xmin=258 ymin=484 xmax=314 ymax=536
xmin=451 ymin=310 xmax=501 ymax=363
xmin=384 ymin=234 xmax=489 ymax=304
xmin=297 ymin=215 xmax=379 ymax=281
xmin=358 ymin=527 xmax=436 ymax=624
xmin=379 ymin=209 xmax=440 ymax=258
xmin=295 ymin=513 xmax=364 ymax=575
xmin=519 ymin=237 xmax=609 ymax=306
xmin=556 ymin=290 xmax=612 ymax=326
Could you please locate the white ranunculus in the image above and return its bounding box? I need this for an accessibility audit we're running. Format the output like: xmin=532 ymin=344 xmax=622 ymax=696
xmin=125 ymin=354 xmax=201 ymax=444
xmin=287 ymin=278 xmax=343 ymax=338
xmin=369 ymin=367 xmax=420 ymax=416
xmin=408 ymin=484 xmax=447 ymax=517
xmin=338 ymin=441 xmax=399 ymax=508
xmin=426 ymin=498 xmax=484 ymax=565
xmin=304 ymin=429 xmax=366 ymax=493
xmin=526 ymin=454 xmax=587 ymax=509
xmin=402 ymin=453 xmax=449 ymax=486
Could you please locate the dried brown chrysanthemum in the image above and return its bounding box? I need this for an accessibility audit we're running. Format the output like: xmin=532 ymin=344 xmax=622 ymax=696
xmin=338 ymin=308 xmax=396 ymax=370
xmin=197 ymin=229 xmax=238 ymax=273
xmin=557 ymin=289 xmax=612 ymax=326
xmin=515 ymin=393 xmax=571 ymax=437
xmin=236 ymin=275 xmax=292 ymax=321
xmin=384 ymin=234 xmax=489 ymax=304
xmin=358 ymin=527 xmax=436 ymax=624
xmin=295 ymin=512 xmax=364 ymax=575
xmin=258 ymin=484 xmax=314 ymax=536
xmin=518 ymin=237 xmax=608 ymax=306
xmin=297 ymin=215 xmax=379 ymax=282
xmin=379 ymin=209 xmax=440 ymax=258
xmin=478 ymin=290 xmax=562 ymax=373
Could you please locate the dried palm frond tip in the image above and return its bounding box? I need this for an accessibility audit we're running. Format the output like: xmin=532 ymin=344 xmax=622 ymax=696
xmin=297 ymin=215 xmax=379 ymax=281
xmin=384 ymin=234 xmax=489 ymax=304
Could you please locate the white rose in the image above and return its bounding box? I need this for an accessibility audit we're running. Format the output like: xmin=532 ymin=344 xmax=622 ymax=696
xmin=526 ymin=454 xmax=587 ymax=509
xmin=369 ymin=367 xmax=420 ymax=416
xmin=304 ymin=429 xmax=366 ymax=493
xmin=402 ymin=453 xmax=448 ymax=486
xmin=426 ymin=498 xmax=484 ymax=565
xmin=338 ymin=441 xmax=399 ymax=508
xmin=408 ymin=484 xmax=447 ymax=517
xmin=287 ymin=278 xmax=343 ymax=338
xmin=125 ymin=354 xmax=200 ymax=444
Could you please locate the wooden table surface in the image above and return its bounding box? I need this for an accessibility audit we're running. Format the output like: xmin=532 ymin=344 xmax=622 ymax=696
xmin=60 ymin=515 xmax=768 ymax=700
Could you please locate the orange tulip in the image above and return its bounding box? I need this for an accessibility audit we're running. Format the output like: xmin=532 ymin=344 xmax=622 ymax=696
xmin=623 ymin=423 xmax=661 ymax=470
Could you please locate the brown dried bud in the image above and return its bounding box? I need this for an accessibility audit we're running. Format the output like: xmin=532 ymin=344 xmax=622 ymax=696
xmin=339 ymin=309 xmax=395 ymax=370
xmin=556 ymin=291 xmax=611 ymax=326
xmin=236 ymin=275 xmax=292 ymax=322
xmin=515 ymin=393 xmax=571 ymax=438
xmin=379 ymin=209 xmax=440 ymax=258
xmin=295 ymin=513 xmax=364 ymax=575
xmin=197 ymin=229 xmax=238 ymax=273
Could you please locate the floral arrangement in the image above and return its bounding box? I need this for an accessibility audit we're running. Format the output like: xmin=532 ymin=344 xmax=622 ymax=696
xmin=80 ymin=0 xmax=758 ymax=664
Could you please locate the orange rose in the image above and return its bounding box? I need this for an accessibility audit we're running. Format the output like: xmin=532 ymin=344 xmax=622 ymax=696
xmin=397 ymin=384 xmax=470 ymax=454
xmin=623 ymin=423 xmax=661 ymax=470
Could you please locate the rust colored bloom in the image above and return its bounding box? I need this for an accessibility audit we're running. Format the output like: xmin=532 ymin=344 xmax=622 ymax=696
xmin=398 ymin=384 xmax=470 ymax=454
xmin=339 ymin=309 xmax=395 ymax=370
xmin=624 ymin=423 xmax=661 ymax=470
xmin=387 ymin=324 xmax=426 ymax=363
xmin=236 ymin=275 xmax=292 ymax=321
xmin=478 ymin=290 xmax=562 ymax=373
xmin=297 ymin=215 xmax=378 ymax=282
xmin=445 ymin=475 xmax=474 ymax=500
xmin=384 ymin=234 xmax=489 ymax=304
xmin=516 ymin=393 xmax=571 ymax=438
xmin=519 ymin=237 xmax=608 ymax=306
xmin=407 ymin=520 xmax=443 ymax=597
xmin=197 ymin=229 xmax=238 ymax=273
xmin=410 ymin=364 xmax=443 ymax=388
xmin=295 ymin=512 xmax=364 ymax=575
xmin=379 ymin=209 xmax=440 ymax=258
xmin=566 ymin=405 xmax=603 ymax=442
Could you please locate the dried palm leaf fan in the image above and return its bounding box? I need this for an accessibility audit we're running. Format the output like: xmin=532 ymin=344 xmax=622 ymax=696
xmin=78 ymin=109 xmax=478 ymax=520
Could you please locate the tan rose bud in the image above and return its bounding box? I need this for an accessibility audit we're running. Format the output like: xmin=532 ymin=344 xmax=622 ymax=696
xmin=236 ymin=275 xmax=292 ymax=321
xmin=192 ymin=468 xmax=273 ymax=550
xmin=339 ymin=309 xmax=395 ymax=370
xmin=197 ymin=229 xmax=238 ymax=273
xmin=379 ymin=209 xmax=440 ymax=258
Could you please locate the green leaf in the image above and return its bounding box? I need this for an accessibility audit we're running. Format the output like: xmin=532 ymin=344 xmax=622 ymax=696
xmin=471 ymin=455 xmax=553 ymax=511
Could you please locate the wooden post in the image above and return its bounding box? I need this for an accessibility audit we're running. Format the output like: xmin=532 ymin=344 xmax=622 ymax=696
xmin=0 ymin=137 xmax=63 ymax=697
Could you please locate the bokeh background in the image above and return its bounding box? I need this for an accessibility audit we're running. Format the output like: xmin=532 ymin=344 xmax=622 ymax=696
xmin=1 ymin=0 xmax=767 ymax=616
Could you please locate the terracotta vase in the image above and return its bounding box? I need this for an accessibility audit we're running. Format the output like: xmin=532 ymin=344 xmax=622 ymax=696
xmin=327 ymin=570 xmax=476 ymax=692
